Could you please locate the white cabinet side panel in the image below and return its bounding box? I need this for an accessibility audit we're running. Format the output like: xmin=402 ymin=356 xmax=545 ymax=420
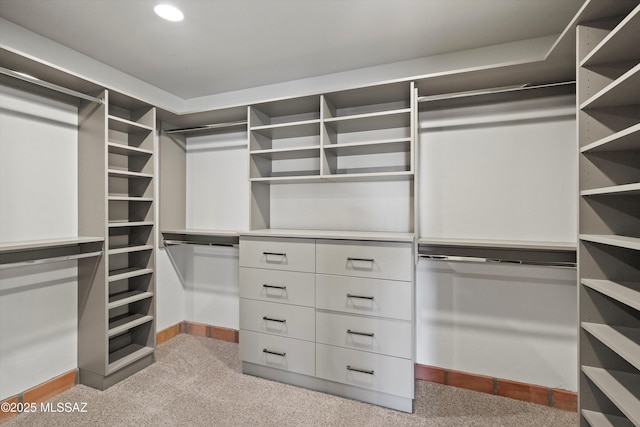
xmin=416 ymin=258 xmax=577 ymax=391
xmin=0 ymin=85 xmax=78 ymax=242
xmin=186 ymin=131 xmax=249 ymax=231
xmin=0 ymin=262 xmax=77 ymax=400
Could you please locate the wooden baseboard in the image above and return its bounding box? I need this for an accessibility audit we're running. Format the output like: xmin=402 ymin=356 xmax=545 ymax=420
xmin=0 ymin=396 xmax=19 ymax=423
xmin=414 ymin=363 xmax=576 ymax=412
xmin=156 ymin=321 xmax=239 ymax=344
xmin=0 ymin=370 xmax=77 ymax=422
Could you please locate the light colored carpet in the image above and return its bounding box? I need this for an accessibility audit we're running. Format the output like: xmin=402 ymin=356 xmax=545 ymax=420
xmin=4 ymin=334 xmax=578 ymax=426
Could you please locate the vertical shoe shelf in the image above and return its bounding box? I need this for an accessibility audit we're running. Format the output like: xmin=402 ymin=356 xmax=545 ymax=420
xmin=78 ymin=90 xmax=156 ymax=389
xmin=577 ymin=3 xmax=640 ymax=426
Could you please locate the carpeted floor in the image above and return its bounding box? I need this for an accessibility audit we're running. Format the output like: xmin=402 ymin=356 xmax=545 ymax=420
xmin=3 ymin=334 xmax=578 ymax=426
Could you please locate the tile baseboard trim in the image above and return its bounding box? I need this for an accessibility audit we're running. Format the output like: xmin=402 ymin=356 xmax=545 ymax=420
xmin=414 ymin=363 xmax=576 ymax=412
xmin=0 ymin=370 xmax=77 ymax=423
xmin=156 ymin=321 xmax=239 ymax=344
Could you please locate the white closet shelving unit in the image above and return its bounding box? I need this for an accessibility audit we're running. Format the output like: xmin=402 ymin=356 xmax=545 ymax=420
xmin=577 ymin=2 xmax=640 ymax=425
xmin=78 ymin=90 xmax=157 ymax=389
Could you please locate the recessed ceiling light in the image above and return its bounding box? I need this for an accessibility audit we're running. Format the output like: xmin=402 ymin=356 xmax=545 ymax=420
xmin=154 ymin=4 xmax=184 ymax=22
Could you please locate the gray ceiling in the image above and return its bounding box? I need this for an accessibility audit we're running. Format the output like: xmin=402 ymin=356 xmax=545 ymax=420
xmin=0 ymin=0 xmax=585 ymax=100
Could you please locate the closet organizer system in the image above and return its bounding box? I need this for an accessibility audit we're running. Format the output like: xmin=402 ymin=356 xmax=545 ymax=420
xmin=0 ymin=0 xmax=636 ymax=415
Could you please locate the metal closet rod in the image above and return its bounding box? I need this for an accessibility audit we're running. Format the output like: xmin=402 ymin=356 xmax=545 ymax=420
xmin=164 ymin=120 xmax=248 ymax=134
xmin=417 ymin=80 xmax=576 ymax=103
xmin=418 ymin=254 xmax=576 ymax=269
xmin=0 ymin=66 xmax=105 ymax=105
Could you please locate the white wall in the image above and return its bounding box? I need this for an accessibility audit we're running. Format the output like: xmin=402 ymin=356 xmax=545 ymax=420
xmin=0 ymin=85 xmax=78 ymax=400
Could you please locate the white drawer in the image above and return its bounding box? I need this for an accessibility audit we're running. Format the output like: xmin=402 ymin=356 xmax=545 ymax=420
xmin=240 ymin=236 xmax=315 ymax=273
xmin=316 ymin=311 xmax=411 ymax=359
xmin=316 ymin=240 xmax=412 ymax=281
xmin=239 ymin=267 xmax=315 ymax=307
xmin=240 ymin=299 xmax=315 ymax=341
xmin=239 ymin=330 xmax=315 ymax=377
xmin=316 ymin=274 xmax=412 ymax=321
xmin=316 ymin=344 xmax=413 ymax=398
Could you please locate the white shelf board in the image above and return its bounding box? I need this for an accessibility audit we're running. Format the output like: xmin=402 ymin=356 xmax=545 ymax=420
xmin=581 ymin=183 xmax=640 ymax=196
xmin=581 ymin=5 xmax=640 ymax=67
xmin=324 ymin=108 xmax=411 ymax=133
xmin=107 ymin=169 xmax=153 ymax=179
xmin=107 ymin=344 xmax=154 ymax=374
xmin=581 ymin=124 xmax=640 ymax=153
xmin=108 ymin=196 xmax=153 ymax=202
xmin=580 ymin=235 xmax=640 ymax=251
xmin=242 ymin=229 xmax=415 ymax=243
xmin=418 ymin=237 xmax=577 ymax=251
xmin=581 ymin=323 xmax=640 ymax=371
xmin=107 ymin=142 xmax=153 ymax=156
xmin=581 ymin=367 xmax=640 ymax=426
xmin=0 ymin=236 xmax=104 ymax=253
xmin=108 ymin=115 xmax=153 ymax=133
xmin=108 ymin=221 xmax=154 ymax=228
xmin=108 ymin=313 xmax=154 ymax=337
xmin=250 ymin=119 xmax=320 ymax=139
xmin=582 ymin=409 xmax=634 ymax=427
xmin=581 ymin=279 xmax=640 ymax=312
xmin=108 ymin=290 xmax=154 ymax=310
xmin=108 ymin=245 xmax=153 ymax=255
xmin=581 ymin=63 xmax=640 ymax=110
xmin=161 ymin=229 xmax=239 ymax=237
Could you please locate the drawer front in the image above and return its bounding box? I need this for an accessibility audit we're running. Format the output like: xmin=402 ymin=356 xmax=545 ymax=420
xmin=239 ymin=267 xmax=315 ymax=307
xmin=316 ymin=274 xmax=412 ymax=321
xmin=316 ymin=240 xmax=412 ymax=281
xmin=316 ymin=344 xmax=413 ymax=398
xmin=316 ymin=311 xmax=411 ymax=359
xmin=239 ymin=236 xmax=315 ymax=273
xmin=240 ymin=299 xmax=315 ymax=341
xmin=239 ymin=330 xmax=315 ymax=377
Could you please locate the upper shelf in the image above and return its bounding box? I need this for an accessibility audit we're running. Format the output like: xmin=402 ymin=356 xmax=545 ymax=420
xmin=581 ymin=63 xmax=640 ymax=110
xmin=108 ymin=115 xmax=153 ymax=133
xmin=161 ymin=229 xmax=239 ymax=247
xmin=323 ymin=109 xmax=412 ymax=133
xmin=0 ymin=237 xmax=104 ymax=268
xmin=581 ymin=123 xmax=640 ymax=153
xmin=241 ymin=228 xmax=415 ymax=243
xmin=581 ymin=4 xmax=640 ymax=67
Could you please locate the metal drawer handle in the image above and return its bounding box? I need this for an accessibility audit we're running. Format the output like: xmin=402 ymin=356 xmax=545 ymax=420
xmin=347 ymin=257 xmax=374 ymax=263
xmin=263 ymin=284 xmax=287 ymax=290
xmin=347 ymin=365 xmax=374 ymax=375
xmin=263 ymin=316 xmax=286 ymax=323
xmin=347 ymin=329 xmax=374 ymax=337
xmin=263 ymin=349 xmax=286 ymax=357
xmin=346 ymin=293 xmax=374 ymax=300
xmin=263 ymin=251 xmax=286 ymax=257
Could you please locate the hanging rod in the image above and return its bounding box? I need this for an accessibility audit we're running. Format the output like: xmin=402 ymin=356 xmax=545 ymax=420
xmin=0 ymin=66 xmax=105 ymax=105
xmin=164 ymin=120 xmax=248 ymax=134
xmin=0 ymin=250 xmax=103 ymax=270
xmin=163 ymin=239 xmax=238 ymax=248
xmin=417 ymin=81 xmax=576 ymax=104
xmin=418 ymin=254 xmax=576 ymax=269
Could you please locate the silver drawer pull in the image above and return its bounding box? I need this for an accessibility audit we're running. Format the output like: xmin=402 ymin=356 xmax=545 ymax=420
xmin=346 ymin=293 xmax=374 ymax=300
xmin=263 ymin=316 xmax=286 ymax=323
xmin=347 ymin=257 xmax=374 ymax=263
xmin=263 ymin=349 xmax=286 ymax=357
xmin=263 ymin=284 xmax=287 ymax=290
xmin=347 ymin=365 xmax=374 ymax=375
xmin=347 ymin=329 xmax=374 ymax=337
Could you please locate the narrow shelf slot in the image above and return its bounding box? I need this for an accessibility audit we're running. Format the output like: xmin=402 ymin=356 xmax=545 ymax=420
xmin=107 ymin=169 xmax=153 ymax=179
xmin=250 ymin=146 xmax=321 ymax=160
xmin=107 ymin=142 xmax=153 ymax=156
xmin=323 ymin=108 xmax=411 ymax=133
xmin=582 ymin=409 xmax=634 ymax=427
xmin=324 ymin=138 xmax=411 ymax=156
xmin=582 ymin=323 xmax=640 ymax=371
xmin=581 ymin=64 xmax=640 ymax=110
xmin=581 ymin=124 xmax=640 ymax=153
xmin=582 ymin=279 xmax=640 ymax=312
xmin=108 ymin=313 xmax=153 ymax=337
xmin=108 ymin=196 xmax=154 ymax=202
xmin=108 ymin=290 xmax=153 ymax=309
xmin=108 ymin=221 xmax=154 ymax=228
xmin=580 ymin=235 xmax=640 ymax=251
xmin=581 ymin=367 xmax=640 ymax=425
xmin=108 ymin=244 xmax=153 ymax=255
xmin=108 ymin=267 xmax=154 ymax=282
xmin=250 ymin=120 xmax=320 ymax=139
xmin=108 ymin=344 xmax=154 ymax=374
xmin=581 ymin=5 xmax=640 ymax=67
